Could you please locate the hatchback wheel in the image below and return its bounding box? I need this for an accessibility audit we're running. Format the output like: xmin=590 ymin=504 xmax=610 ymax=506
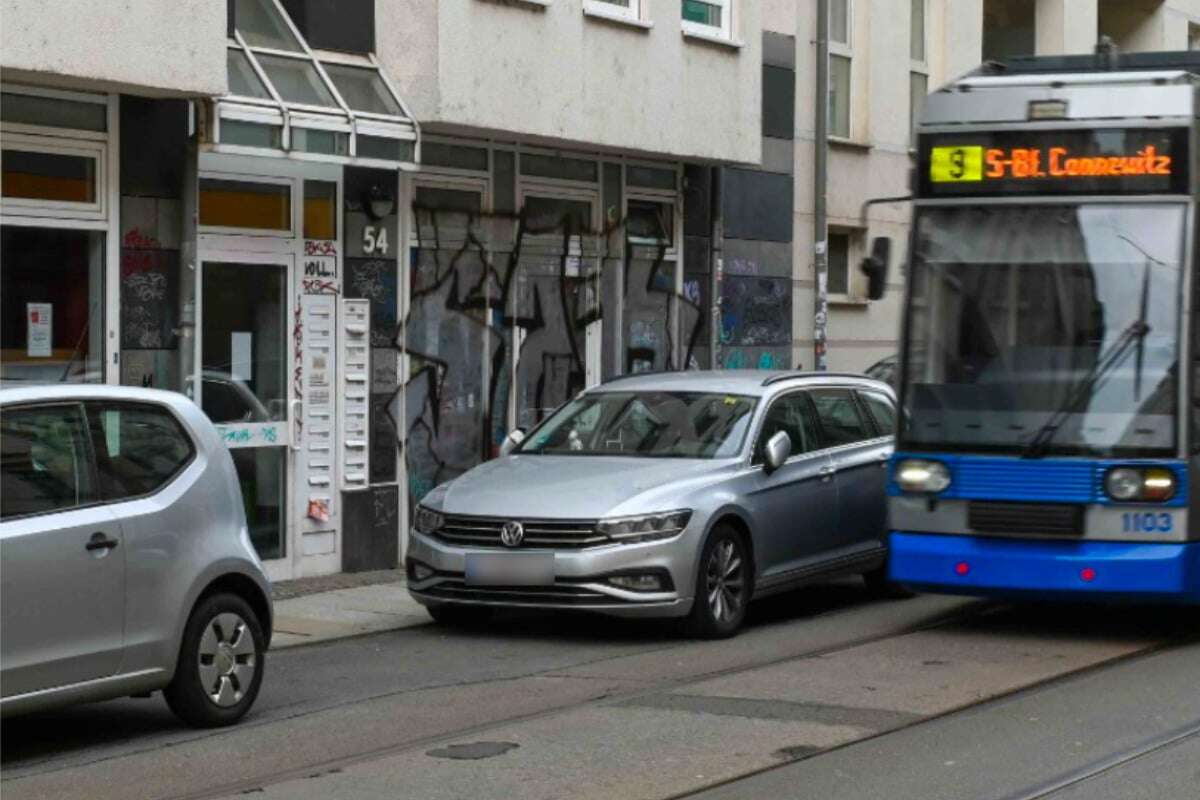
xmin=684 ymin=525 xmax=750 ymax=639
xmin=164 ymin=593 xmax=265 ymax=728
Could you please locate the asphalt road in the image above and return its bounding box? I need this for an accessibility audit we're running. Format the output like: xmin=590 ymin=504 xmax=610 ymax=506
xmin=2 ymin=580 xmax=1195 ymax=800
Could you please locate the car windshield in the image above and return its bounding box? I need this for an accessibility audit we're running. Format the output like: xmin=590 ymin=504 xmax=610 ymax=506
xmin=517 ymin=391 xmax=758 ymax=458
xmin=901 ymin=203 xmax=1184 ymax=458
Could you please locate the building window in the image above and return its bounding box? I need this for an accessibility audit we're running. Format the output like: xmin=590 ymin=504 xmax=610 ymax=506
xmin=827 ymin=230 xmax=857 ymax=298
xmin=626 ymin=199 xmax=675 ymax=246
xmin=909 ymin=0 xmax=928 ymax=143
xmin=585 ymin=0 xmax=642 ymax=24
xmin=199 ymin=177 xmax=292 ymax=232
xmin=829 ymin=0 xmax=852 ymax=139
xmin=1190 ymin=22 xmax=1200 ymax=50
xmin=682 ymin=0 xmax=732 ymax=40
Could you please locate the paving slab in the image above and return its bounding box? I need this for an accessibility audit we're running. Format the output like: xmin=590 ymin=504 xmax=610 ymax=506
xmin=270 ymin=580 xmax=431 ymax=649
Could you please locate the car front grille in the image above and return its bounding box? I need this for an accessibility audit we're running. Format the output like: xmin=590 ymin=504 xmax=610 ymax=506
xmin=967 ymin=501 xmax=1084 ymax=536
xmin=432 ymin=515 xmax=607 ymax=550
xmin=419 ymin=581 xmax=614 ymax=605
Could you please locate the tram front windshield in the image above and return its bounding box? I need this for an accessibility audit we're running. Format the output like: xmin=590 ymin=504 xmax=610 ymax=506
xmin=900 ymin=203 xmax=1185 ymax=458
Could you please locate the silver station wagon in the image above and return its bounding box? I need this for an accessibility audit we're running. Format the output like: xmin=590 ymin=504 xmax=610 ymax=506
xmin=0 ymin=385 xmax=272 ymax=726
xmin=407 ymin=371 xmax=901 ymax=638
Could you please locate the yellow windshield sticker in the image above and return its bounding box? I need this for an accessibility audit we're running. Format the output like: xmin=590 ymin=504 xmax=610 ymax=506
xmin=930 ymin=146 xmax=984 ymax=183
xmin=724 ymin=397 xmax=739 ymax=405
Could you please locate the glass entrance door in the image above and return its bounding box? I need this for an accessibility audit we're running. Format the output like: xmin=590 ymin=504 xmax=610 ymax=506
xmin=197 ymin=255 xmax=293 ymax=564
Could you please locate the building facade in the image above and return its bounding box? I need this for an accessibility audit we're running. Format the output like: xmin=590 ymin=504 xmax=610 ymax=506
xmin=1 ymin=0 xmax=761 ymax=577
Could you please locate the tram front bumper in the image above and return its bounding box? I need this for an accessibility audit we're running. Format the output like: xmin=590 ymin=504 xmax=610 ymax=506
xmin=889 ymin=531 xmax=1200 ymax=603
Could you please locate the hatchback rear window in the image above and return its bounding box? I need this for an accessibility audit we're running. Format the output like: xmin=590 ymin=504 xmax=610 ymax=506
xmin=86 ymin=402 xmax=194 ymax=500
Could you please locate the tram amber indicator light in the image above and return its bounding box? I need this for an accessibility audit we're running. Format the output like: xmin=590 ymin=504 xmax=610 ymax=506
xmin=920 ymin=128 xmax=1187 ymax=197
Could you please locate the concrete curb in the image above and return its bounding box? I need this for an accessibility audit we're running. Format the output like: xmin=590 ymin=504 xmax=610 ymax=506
xmin=270 ymin=581 xmax=433 ymax=650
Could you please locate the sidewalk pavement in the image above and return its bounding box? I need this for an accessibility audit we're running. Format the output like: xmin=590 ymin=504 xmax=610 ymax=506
xmin=269 ymin=569 xmax=433 ymax=649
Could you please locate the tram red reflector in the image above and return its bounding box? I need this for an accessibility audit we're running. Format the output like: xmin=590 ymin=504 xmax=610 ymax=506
xmin=1080 ymin=567 xmax=1097 ymax=583
xmin=954 ymin=562 xmax=970 ymax=576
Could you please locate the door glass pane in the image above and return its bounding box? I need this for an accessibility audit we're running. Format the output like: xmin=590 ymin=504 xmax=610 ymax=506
xmin=256 ymin=53 xmax=336 ymax=106
xmin=201 ymin=262 xmax=288 ymax=423
xmin=232 ymin=446 xmax=286 ymax=559
xmin=1 ymin=404 xmax=95 ymax=519
xmin=754 ymin=394 xmax=819 ymax=462
xmin=199 ymin=178 xmax=291 ymax=230
xmin=234 ymin=0 xmax=302 ymax=51
xmin=86 ymin=403 xmax=195 ymax=500
xmin=303 ymin=180 xmax=337 ymax=240
xmin=1 ymin=227 xmax=105 ymax=384
xmin=810 ymin=388 xmax=871 ymax=446
xmin=2 ymin=149 xmax=96 ymax=203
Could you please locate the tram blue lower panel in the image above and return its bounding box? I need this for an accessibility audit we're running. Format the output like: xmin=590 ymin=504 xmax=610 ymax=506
xmin=889 ymin=532 xmax=1200 ymax=603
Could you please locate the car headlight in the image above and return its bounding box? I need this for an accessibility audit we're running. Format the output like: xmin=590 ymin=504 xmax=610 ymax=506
xmin=413 ymin=505 xmax=445 ymax=535
xmin=597 ymin=510 xmax=692 ymax=544
xmin=1104 ymin=467 xmax=1176 ymax=502
xmin=894 ymin=459 xmax=951 ymax=494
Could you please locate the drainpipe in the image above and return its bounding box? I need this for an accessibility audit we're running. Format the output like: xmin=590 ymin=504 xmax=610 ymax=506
xmin=813 ymin=0 xmax=830 ymax=371
xmin=710 ymin=166 xmax=724 ymax=369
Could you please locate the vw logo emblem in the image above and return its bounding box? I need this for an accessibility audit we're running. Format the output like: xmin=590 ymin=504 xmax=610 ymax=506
xmin=500 ymin=521 xmax=524 ymax=548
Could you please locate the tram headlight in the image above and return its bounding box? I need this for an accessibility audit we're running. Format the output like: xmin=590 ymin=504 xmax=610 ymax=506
xmin=894 ymin=459 xmax=952 ymax=494
xmin=1104 ymin=467 xmax=1176 ymax=503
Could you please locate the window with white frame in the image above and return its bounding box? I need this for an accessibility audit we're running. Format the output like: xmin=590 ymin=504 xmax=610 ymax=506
xmin=682 ymin=0 xmax=733 ymax=40
xmin=829 ymin=0 xmax=852 ymax=139
xmin=585 ymin=0 xmax=643 ymax=24
xmin=910 ymin=0 xmax=929 ymax=144
xmin=827 ymin=230 xmax=861 ymax=299
xmin=216 ymin=0 xmax=416 ymax=166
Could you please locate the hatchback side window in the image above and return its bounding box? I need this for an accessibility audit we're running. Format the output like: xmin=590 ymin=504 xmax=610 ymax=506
xmin=0 ymin=404 xmax=96 ymax=519
xmin=858 ymin=390 xmax=896 ymax=435
xmin=85 ymin=402 xmax=195 ymax=500
xmin=754 ymin=393 xmax=820 ymax=463
xmin=809 ymin=388 xmax=872 ymax=446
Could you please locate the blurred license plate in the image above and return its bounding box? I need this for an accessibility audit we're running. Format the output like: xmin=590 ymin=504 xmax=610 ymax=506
xmin=464 ymin=553 xmax=554 ymax=586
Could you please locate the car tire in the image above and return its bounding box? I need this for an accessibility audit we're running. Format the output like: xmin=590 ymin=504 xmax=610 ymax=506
xmin=862 ymin=564 xmax=915 ymax=599
xmin=426 ymin=604 xmax=494 ymax=627
xmin=164 ymin=593 xmax=266 ymax=728
xmin=683 ymin=524 xmax=751 ymax=639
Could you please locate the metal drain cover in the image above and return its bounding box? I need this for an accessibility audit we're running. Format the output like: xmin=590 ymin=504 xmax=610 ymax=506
xmin=427 ymin=741 xmax=520 ymax=760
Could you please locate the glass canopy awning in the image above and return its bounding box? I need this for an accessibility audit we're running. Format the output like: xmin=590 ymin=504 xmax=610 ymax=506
xmin=207 ymin=0 xmax=418 ymax=168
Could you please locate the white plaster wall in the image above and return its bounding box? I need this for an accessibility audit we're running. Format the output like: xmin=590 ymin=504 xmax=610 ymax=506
xmin=379 ymin=0 xmax=761 ymax=165
xmin=0 ymin=0 xmax=226 ymax=96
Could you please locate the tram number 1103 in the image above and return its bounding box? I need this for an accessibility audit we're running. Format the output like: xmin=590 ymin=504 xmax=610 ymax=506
xmin=1121 ymin=512 xmax=1173 ymax=534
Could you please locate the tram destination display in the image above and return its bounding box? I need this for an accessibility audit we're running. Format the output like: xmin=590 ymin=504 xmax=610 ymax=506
xmin=919 ymin=128 xmax=1188 ymax=197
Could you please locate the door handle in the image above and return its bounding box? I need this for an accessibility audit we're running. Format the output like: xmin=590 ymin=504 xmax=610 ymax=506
xmin=819 ymin=465 xmax=837 ymax=481
xmin=85 ymin=533 xmax=119 ymax=552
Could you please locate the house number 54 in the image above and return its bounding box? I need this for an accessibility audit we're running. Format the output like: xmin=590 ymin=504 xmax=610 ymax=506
xmin=362 ymin=226 xmax=389 ymax=255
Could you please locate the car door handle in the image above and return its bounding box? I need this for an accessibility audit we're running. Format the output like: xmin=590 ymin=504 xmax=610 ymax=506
xmin=85 ymin=533 xmax=120 ymax=552
xmin=819 ymin=465 xmax=837 ymax=481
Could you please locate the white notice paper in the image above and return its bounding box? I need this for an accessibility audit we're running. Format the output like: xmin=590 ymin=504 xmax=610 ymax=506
xmin=231 ymin=332 xmax=253 ymax=381
xmin=26 ymin=303 xmax=52 ymax=357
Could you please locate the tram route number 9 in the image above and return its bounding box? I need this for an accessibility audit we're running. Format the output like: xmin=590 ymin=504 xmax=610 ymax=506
xmin=362 ymin=226 xmax=389 ymax=255
xmin=930 ymin=146 xmax=985 ymax=183
xmin=1122 ymin=512 xmax=1173 ymax=534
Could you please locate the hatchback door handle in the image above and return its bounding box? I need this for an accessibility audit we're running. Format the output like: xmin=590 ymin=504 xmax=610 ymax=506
xmin=85 ymin=533 xmax=119 ymax=552
xmin=819 ymin=465 xmax=837 ymax=480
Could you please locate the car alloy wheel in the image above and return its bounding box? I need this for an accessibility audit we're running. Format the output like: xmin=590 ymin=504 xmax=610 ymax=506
xmin=197 ymin=612 xmax=258 ymax=707
xmin=706 ymin=538 xmax=745 ymax=624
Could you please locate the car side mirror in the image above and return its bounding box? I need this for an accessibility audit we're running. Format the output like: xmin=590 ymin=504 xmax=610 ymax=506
xmin=499 ymin=428 xmax=526 ymax=457
xmin=860 ymin=236 xmax=892 ymax=301
xmin=763 ymin=431 xmax=792 ymax=473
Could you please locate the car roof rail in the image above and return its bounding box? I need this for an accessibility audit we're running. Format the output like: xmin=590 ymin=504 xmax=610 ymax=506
xmin=760 ymin=372 xmax=879 ymax=388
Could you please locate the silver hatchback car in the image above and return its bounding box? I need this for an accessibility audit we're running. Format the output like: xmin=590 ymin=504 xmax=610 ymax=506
xmin=408 ymin=371 xmax=899 ymax=638
xmin=1 ymin=385 xmax=272 ymax=726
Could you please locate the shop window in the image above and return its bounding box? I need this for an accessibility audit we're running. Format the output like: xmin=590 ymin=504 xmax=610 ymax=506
xmin=682 ymin=0 xmax=732 ymax=40
xmin=1 ymin=227 xmax=105 ymax=384
xmin=523 ymin=196 xmax=593 ymax=234
xmin=627 ymin=199 xmax=674 ymax=246
xmin=519 ymin=153 xmax=599 ymax=184
xmin=303 ymin=180 xmax=337 ymax=240
xmin=0 ymin=92 xmax=107 ymax=132
xmin=199 ymin=177 xmax=291 ymax=231
xmin=626 ymin=165 xmax=676 ymax=191
xmin=1 ymin=149 xmax=96 ymax=204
